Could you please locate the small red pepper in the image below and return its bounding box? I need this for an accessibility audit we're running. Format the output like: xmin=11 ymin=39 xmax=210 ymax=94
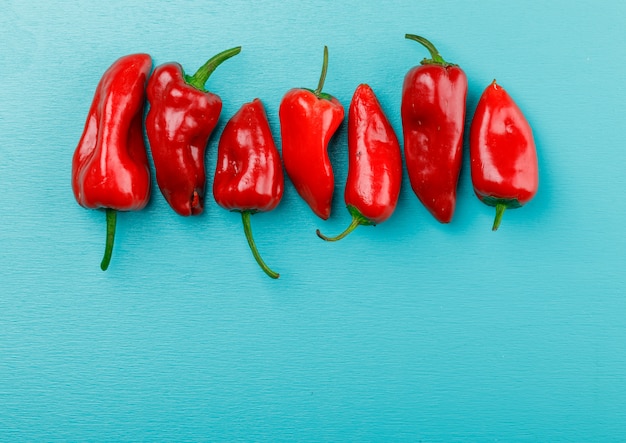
xmin=470 ymin=80 xmax=538 ymax=230
xmin=72 ymin=53 xmax=153 ymax=271
xmin=279 ymin=46 xmax=344 ymax=220
xmin=401 ymin=34 xmax=467 ymax=223
xmin=213 ymin=98 xmax=284 ymax=279
xmin=146 ymin=46 xmax=241 ymax=216
xmin=317 ymin=83 xmax=402 ymax=241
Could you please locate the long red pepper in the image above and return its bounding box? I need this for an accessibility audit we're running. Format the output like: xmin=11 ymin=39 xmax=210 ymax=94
xmin=317 ymin=83 xmax=402 ymax=241
xmin=401 ymin=34 xmax=467 ymax=223
xmin=146 ymin=46 xmax=241 ymax=216
xmin=279 ymin=46 xmax=344 ymax=220
xmin=470 ymin=80 xmax=538 ymax=230
xmin=72 ymin=53 xmax=152 ymax=271
xmin=213 ymin=98 xmax=284 ymax=279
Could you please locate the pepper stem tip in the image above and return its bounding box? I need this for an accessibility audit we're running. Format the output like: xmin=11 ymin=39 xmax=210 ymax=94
xmin=313 ymin=45 xmax=329 ymax=97
xmin=316 ymin=220 xmax=359 ymax=242
xmin=100 ymin=208 xmax=117 ymax=271
xmin=405 ymin=33 xmax=451 ymax=66
xmin=241 ymin=211 xmax=279 ymax=279
xmin=316 ymin=207 xmax=373 ymax=242
xmin=492 ymin=203 xmax=506 ymax=231
xmin=187 ymin=46 xmax=242 ymax=91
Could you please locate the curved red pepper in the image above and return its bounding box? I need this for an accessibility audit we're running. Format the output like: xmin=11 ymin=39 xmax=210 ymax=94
xmin=317 ymin=83 xmax=402 ymax=241
xmin=279 ymin=46 xmax=344 ymax=220
xmin=72 ymin=53 xmax=152 ymax=271
xmin=213 ymin=98 xmax=284 ymax=279
xmin=470 ymin=80 xmax=538 ymax=230
xmin=401 ymin=34 xmax=467 ymax=223
xmin=146 ymin=47 xmax=241 ymax=216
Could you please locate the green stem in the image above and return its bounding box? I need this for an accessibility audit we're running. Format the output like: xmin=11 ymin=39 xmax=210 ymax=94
xmin=313 ymin=45 xmax=329 ymax=97
xmin=100 ymin=208 xmax=117 ymax=271
xmin=492 ymin=203 xmax=506 ymax=231
xmin=405 ymin=34 xmax=452 ymax=66
xmin=316 ymin=218 xmax=360 ymax=242
xmin=185 ymin=46 xmax=242 ymax=91
xmin=316 ymin=206 xmax=373 ymax=242
xmin=241 ymin=211 xmax=279 ymax=279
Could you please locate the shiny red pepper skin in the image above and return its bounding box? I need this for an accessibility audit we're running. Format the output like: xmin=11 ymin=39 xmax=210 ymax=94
xmin=279 ymin=46 xmax=344 ymax=220
xmin=72 ymin=53 xmax=152 ymax=270
xmin=317 ymin=84 xmax=402 ymax=241
xmin=470 ymin=80 xmax=538 ymax=231
xmin=146 ymin=47 xmax=241 ymax=216
xmin=213 ymin=98 xmax=284 ymax=279
xmin=401 ymin=34 xmax=467 ymax=223
xmin=72 ymin=53 xmax=152 ymax=211
xmin=214 ymin=98 xmax=284 ymax=212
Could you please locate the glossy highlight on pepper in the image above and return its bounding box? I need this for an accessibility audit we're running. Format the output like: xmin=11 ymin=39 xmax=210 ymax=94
xmin=470 ymin=80 xmax=538 ymax=230
xmin=72 ymin=53 xmax=153 ymax=270
xmin=279 ymin=46 xmax=344 ymax=220
xmin=146 ymin=46 xmax=241 ymax=216
xmin=317 ymin=83 xmax=402 ymax=241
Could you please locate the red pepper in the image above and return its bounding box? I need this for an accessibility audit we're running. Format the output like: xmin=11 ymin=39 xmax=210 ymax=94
xmin=279 ymin=46 xmax=344 ymax=220
xmin=401 ymin=34 xmax=467 ymax=223
xmin=72 ymin=53 xmax=152 ymax=271
xmin=146 ymin=46 xmax=241 ymax=216
xmin=470 ymin=80 xmax=538 ymax=230
xmin=316 ymin=83 xmax=402 ymax=241
xmin=213 ymin=98 xmax=284 ymax=279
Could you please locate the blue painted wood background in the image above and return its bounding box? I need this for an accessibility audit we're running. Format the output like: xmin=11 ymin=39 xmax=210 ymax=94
xmin=1 ymin=0 xmax=625 ymax=441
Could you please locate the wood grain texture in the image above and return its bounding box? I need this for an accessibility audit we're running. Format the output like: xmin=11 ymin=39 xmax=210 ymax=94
xmin=1 ymin=0 xmax=626 ymax=441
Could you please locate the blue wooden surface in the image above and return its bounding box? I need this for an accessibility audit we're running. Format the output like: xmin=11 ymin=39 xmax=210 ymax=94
xmin=1 ymin=0 xmax=625 ymax=441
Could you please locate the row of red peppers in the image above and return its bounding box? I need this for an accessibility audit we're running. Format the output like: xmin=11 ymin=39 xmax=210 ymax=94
xmin=72 ymin=36 xmax=538 ymax=278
